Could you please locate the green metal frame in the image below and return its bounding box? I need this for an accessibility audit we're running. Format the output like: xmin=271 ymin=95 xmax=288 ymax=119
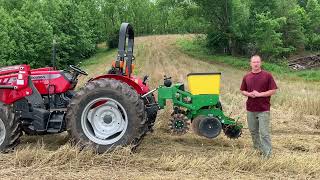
xmin=157 ymin=83 xmax=242 ymax=129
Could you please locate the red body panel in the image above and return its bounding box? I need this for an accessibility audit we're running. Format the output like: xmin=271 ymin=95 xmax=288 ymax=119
xmin=30 ymin=70 xmax=71 ymax=95
xmin=0 ymin=65 xmax=33 ymax=104
xmin=0 ymin=65 xmax=72 ymax=104
xmin=92 ymin=74 xmax=150 ymax=95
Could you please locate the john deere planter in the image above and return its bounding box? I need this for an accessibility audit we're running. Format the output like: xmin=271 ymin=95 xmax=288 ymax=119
xmin=149 ymin=73 xmax=242 ymax=139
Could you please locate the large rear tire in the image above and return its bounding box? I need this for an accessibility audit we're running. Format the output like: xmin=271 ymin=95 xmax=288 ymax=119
xmin=0 ymin=103 xmax=22 ymax=153
xmin=66 ymin=78 xmax=147 ymax=153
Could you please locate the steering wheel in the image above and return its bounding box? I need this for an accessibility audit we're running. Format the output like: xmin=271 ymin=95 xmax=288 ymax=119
xmin=69 ymin=65 xmax=88 ymax=76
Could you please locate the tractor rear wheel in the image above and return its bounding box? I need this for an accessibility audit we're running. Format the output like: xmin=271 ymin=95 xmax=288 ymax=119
xmin=0 ymin=103 xmax=22 ymax=153
xmin=66 ymin=78 xmax=147 ymax=153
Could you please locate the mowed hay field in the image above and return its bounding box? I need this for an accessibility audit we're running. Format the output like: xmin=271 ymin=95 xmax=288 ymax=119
xmin=1 ymin=35 xmax=320 ymax=179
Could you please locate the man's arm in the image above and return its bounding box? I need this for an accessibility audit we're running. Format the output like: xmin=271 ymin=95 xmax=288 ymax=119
xmin=240 ymin=76 xmax=253 ymax=97
xmin=252 ymin=89 xmax=276 ymax=97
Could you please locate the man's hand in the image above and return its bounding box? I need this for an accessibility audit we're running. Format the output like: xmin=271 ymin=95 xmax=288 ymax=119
xmin=248 ymin=92 xmax=256 ymax=98
xmin=252 ymin=90 xmax=262 ymax=97
xmin=252 ymin=89 xmax=277 ymax=97
xmin=242 ymin=90 xmax=275 ymax=98
xmin=242 ymin=91 xmax=256 ymax=98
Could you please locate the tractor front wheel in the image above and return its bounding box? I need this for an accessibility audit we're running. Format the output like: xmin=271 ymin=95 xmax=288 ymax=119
xmin=0 ymin=103 xmax=22 ymax=153
xmin=66 ymin=78 xmax=147 ymax=153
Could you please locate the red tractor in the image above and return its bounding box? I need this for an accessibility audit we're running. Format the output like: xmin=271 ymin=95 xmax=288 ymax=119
xmin=0 ymin=23 xmax=158 ymax=153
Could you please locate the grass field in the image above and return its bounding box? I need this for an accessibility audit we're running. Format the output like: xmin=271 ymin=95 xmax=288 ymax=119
xmin=1 ymin=35 xmax=320 ymax=179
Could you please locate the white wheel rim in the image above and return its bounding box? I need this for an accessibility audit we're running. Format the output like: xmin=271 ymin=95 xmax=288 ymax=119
xmin=81 ymin=97 xmax=128 ymax=145
xmin=0 ymin=118 xmax=6 ymax=145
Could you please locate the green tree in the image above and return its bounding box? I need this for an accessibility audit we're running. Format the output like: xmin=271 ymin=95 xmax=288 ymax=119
xmin=250 ymin=0 xmax=277 ymax=14
xmin=194 ymin=0 xmax=233 ymax=54
xmin=194 ymin=0 xmax=251 ymax=55
xmin=9 ymin=11 xmax=53 ymax=67
xmin=306 ymin=0 xmax=320 ymax=51
xmin=230 ymin=0 xmax=251 ymax=55
xmin=40 ymin=0 xmax=98 ymax=66
xmin=252 ymin=13 xmax=290 ymax=59
xmin=275 ymin=1 xmax=308 ymax=52
xmin=0 ymin=0 xmax=206 ymax=68
xmin=0 ymin=0 xmax=24 ymax=11
xmin=0 ymin=8 xmax=15 ymax=66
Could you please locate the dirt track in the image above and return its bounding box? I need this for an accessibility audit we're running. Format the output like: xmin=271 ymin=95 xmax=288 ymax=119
xmin=1 ymin=35 xmax=320 ymax=179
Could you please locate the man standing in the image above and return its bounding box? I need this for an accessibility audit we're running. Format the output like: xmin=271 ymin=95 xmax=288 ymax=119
xmin=240 ymin=55 xmax=278 ymax=158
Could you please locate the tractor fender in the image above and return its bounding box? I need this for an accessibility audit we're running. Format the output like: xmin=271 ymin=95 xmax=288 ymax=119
xmin=90 ymin=74 xmax=149 ymax=95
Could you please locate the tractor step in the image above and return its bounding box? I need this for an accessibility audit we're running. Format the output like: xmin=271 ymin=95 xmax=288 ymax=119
xmin=47 ymin=128 xmax=60 ymax=133
xmin=46 ymin=112 xmax=65 ymax=133
xmin=50 ymin=108 xmax=67 ymax=112
xmin=49 ymin=119 xmax=62 ymax=123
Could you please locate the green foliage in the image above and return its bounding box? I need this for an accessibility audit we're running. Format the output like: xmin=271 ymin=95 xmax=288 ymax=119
xmin=0 ymin=0 xmax=204 ymax=68
xmin=305 ymin=0 xmax=320 ymax=51
xmin=251 ymin=0 xmax=277 ymax=13
xmin=11 ymin=12 xmax=53 ymax=67
xmin=1 ymin=0 xmax=319 ymax=67
xmin=252 ymin=13 xmax=291 ymax=59
xmin=0 ymin=8 xmax=15 ymax=66
xmin=107 ymin=30 xmax=119 ymax=49
xmin=194 ymin=0 xmax=320 ymax=60
xmin=275 ymin=1 xmax=308 ymax=52
xmin=0 ymin=0 xmax=100 ymax=68
xmin=177 ymin=38 xmax=320 ymax=81
xmin=193 ymin=0 xmax=235 ymax=54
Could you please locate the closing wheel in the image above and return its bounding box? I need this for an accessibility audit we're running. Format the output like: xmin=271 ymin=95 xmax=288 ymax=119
xmin=66 ymin=78 xmax=147 ymax=153
xmin=223 ymin=125 xmax=242 ymax=139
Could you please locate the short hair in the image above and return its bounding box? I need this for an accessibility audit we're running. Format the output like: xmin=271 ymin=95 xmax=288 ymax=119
xmin=250 ymin=55 xmax=262 ymax=62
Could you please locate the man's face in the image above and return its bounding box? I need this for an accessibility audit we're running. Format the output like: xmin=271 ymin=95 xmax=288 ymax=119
xmin=250 ymin=56 xmax=262 ymax=71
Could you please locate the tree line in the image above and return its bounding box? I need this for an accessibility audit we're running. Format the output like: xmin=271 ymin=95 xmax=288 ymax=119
xmin=0 ymin=0 xmax=204 ymax=68
xmin=194 ymin=0 xmax=320 ymax=60
xmin=1 ymin=0 xmax=319 ymax=67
